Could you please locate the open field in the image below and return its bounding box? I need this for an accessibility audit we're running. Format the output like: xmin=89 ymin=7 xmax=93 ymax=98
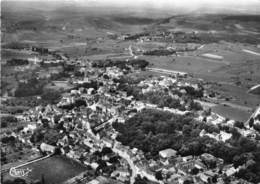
xmin=212 ymin=104 xmax=252 ymax=122
xmin=2 ymin=155 xmax=87 ymax=184
xmin=210 ymin=83 xmax=260 ymax=108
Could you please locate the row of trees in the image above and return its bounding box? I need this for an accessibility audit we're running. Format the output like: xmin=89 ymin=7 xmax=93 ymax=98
xmin=92 ymin=59 xmax=149 ymax=70
xmin=124 ymin=32 xmax=149 ymax=40
xmin=6 ymin=59 xmax=29 ymax=66
xmin=3 ymin=42 xmax=30 ymax=50
xmin=143 ymin=49 xmax=176 ymax=56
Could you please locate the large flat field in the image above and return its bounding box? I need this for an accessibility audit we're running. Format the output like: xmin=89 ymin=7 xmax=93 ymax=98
xmin=212 ymin=104 xmax=252 ymax=122
xmin=141 ymin=42 xmax=260 ymax=83
xmin=210 ymin=83 xmax=260 ymax=108
xmin=3 ymin=155 xmax=87 ymax=184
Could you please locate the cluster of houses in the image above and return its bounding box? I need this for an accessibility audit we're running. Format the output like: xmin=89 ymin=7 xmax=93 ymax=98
xmin=10 ymin=60 xmax=258 ymax=184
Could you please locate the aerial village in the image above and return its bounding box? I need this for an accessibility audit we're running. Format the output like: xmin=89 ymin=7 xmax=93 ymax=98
xmin=2 ymin=45 xmax=260 ymax=184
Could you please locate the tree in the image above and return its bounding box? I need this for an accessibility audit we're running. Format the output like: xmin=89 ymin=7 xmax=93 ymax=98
xmin=183 ymin=177 xmax=194 ymax=184
xmin=188 ymin=141 xmax=202 ymax=155
xmin=190 ymin=128 xmax=201 ymax=137
xmin=205 ymin=124 xmax=220 ymax=134
xmin=43 ymin=129 xmax=61 ymax=145
xmin=203 ymin=108 xmax=211 ymax=116
xmin=249 ymin=118 xmax=254 ymax=127
xmin=1 ymin=136 xmax=16 ymax=144
xmin=191 ymin=167 xmax=199 ymax=175
xmin=41 ymin=90 xmax=61 ymax=104
xmin=189 ymin=101 xmax=203 ymax=111
xmin=253 ymin=124 xmax=260 ymax=132
xmin=233 ymin=154 xmax=247 ymax=168
xmin=229 ymin=129 xmax=241 ymax=141
xmin=182 ymin=124 xmax=192 ymax=136
xmin=1 ymin=116 xmax=18 ymax=128
xmin=234 ymin=121 xmax=245 ymax=129
xmin=245 ymin=159 xmax=256 ymax=170
xmin=75 ymin=99 xmax=87 ymax=107
xmin=155 ymin=170 xmax=163 ymax=180
xmin=101 ymin=147 xmax=113 ymax=155
xmin=238 ymin=137 xmax=257 ymax=152
xmin=134 ymin=175 xmax=149 ymax=184
xmin=30 ymin=128 xmax=44 ymax=144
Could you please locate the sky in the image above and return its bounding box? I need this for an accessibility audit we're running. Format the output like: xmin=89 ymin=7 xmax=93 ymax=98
xmin=3 ymin=0 xmax=260 ymax=14
xmin=4 ymin=0 xmax=260 ymax=6
xmin=85 ymin=0 xmax=260 ymax=6
xmin=77 ymin=0 xmax=260 ymax=13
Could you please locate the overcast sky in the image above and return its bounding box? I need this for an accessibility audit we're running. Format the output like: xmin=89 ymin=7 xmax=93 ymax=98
xmin=6 ymin=0 xmax=260 ymax=6
xmin=76 ymin=0 xmax=260 ymax=13
xmin=75 ymin=0 xmax=260 ymax=6
xmin=3 ymin=0 xmax=260 ymax=14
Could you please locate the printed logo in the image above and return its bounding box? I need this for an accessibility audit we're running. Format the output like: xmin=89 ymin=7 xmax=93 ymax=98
xmin=9 ymin=167 xmax=32 ymax=177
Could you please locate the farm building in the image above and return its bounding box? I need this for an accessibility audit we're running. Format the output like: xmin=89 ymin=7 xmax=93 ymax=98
xmin=40 ymin=143 xmax=56 ymax=154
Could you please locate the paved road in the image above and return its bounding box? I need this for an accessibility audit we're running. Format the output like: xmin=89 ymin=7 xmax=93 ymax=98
xmin=112 ymin=141 xmax=161 ymax=184
xmin=84 ymin=119 xmax=162 ymax=184
xmin=243 ymin=49 xmax=260 ymax=56
xmin=84 ymin=120 xmax=138 ymax=184
xmin=112 ymin=144 xmax=137 ymax=184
